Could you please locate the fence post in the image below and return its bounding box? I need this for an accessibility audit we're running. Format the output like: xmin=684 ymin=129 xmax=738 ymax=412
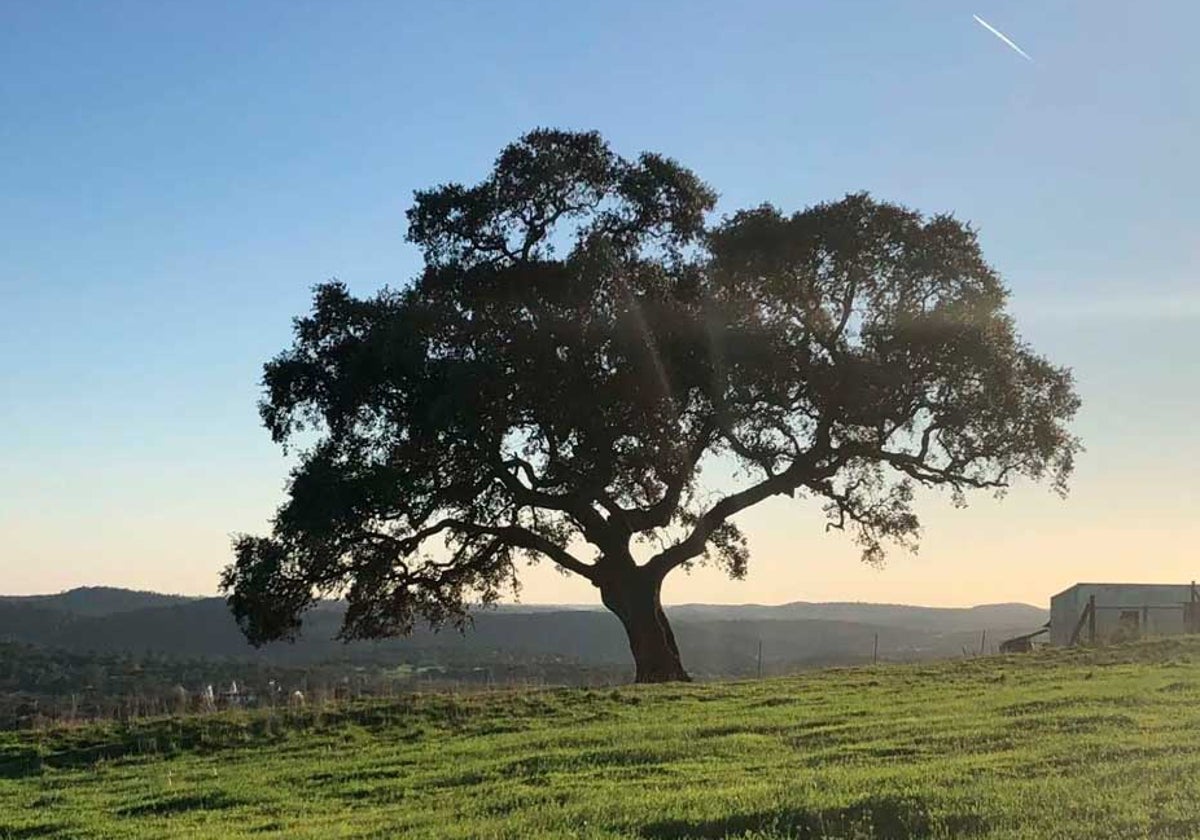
xmin=1190 ymin=581 xmax=1200 ymax=633
xmin=873 ymin=633 xmax=879 ymax=665
xmin=1069 ymin=600 xmax=1089 ymax=646
xmin=1088 ymin=595 xmax=1097 ymax=644
xmin=756 ymin=640 xmax=763 ymax=679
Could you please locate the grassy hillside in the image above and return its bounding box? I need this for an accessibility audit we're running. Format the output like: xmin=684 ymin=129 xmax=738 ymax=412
xmin=2 ymin=639 xmax=1197 ymax=839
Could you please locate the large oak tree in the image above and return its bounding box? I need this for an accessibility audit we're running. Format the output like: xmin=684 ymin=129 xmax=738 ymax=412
xmin=224 ymin=129 xmax=1080 ymax=682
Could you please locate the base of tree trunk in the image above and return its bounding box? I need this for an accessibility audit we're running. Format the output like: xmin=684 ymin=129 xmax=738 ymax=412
xmin=598 ymin=565 xmax=691 ymax=684
xmin=634 ymin=660 xmax=693 ymax=684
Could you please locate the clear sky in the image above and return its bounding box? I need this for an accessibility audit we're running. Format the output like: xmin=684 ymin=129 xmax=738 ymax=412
xmin=2 ymin=0 xmax=1197 ymax=607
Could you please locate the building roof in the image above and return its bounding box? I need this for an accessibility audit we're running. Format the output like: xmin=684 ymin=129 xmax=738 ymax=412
xmin=1052 ymin=581 xmax=1196 ymax=600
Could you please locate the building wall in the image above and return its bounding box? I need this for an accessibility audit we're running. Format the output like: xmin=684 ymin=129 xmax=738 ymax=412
xmin=1050 ymin=584 xmax=1194 ymax=645
xmin=1049 ymin=586 xmax=1081 ymax=646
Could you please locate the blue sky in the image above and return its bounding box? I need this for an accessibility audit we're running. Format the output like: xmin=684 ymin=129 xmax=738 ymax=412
xmin=2 ymin=0 xmax=1197 ymax=604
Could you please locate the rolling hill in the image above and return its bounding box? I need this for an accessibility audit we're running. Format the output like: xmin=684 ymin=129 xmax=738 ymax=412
xmin=0 ymin=587 xmax=1047 ymax=676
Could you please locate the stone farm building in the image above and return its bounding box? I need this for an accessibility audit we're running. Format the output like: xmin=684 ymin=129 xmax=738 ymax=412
xmin=1050 ymin=582 xmax=1200 ymax=646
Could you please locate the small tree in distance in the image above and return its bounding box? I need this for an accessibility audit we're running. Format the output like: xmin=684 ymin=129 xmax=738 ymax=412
xmin=223 ymin=129 xmax=1080 ymax=683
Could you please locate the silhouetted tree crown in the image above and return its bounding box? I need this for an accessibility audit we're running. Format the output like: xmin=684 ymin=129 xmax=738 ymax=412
xmin=224 ymin=128 xmax=1079 ymax=682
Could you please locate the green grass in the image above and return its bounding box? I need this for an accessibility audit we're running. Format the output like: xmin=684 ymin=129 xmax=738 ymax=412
xmin=2 ymin=639 xmax=1199 ymax=839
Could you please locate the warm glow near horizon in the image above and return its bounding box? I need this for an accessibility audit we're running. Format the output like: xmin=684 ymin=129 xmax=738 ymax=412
xmin=6 ymin=437 xmax=1196 ymax=609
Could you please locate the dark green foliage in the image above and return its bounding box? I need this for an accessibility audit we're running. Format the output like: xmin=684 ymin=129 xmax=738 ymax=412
xmin=0 ymin=642 xmax=332 ymax=730
xmin=225 ymin=129 xmax=1079 ymax=681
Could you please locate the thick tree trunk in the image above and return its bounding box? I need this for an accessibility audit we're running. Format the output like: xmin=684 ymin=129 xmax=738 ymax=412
xmin=598 ymin=564 xmax=690 ymax=683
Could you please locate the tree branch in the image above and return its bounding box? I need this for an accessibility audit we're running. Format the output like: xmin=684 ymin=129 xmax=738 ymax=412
xmin=617 ymin=418 xmax=716 ymax=534
xmin=645 ymin=442 xmax=836 ymax=578
xmin=384 ymin=517 xmax=596 ymax=581
xmin=845 ymin=443 xmax=1008 ymax=491
xmin=492 ymin=458 xmax=612 ymax=546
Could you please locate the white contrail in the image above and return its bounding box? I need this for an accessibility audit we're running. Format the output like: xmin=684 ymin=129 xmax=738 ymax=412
xmin=973 ymin=14 xmax=1034 ymax=62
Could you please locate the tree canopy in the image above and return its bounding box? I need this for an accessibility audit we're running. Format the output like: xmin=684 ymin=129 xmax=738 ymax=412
xmin=224 ymin=128 xmax=1080 ymax=682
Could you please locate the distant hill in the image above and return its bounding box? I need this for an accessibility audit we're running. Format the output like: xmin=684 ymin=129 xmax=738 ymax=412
xmin=0 ymin=587 xmax=194 ymax=616
xmin=0 ymin=587 xmax=1048 ymax=675
xmin=670 ymin=601 xmax=1049 ymax=631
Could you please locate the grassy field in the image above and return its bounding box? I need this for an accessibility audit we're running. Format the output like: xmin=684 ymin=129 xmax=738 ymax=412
xmin=1 ymin=639 xmax=1199 ymax=839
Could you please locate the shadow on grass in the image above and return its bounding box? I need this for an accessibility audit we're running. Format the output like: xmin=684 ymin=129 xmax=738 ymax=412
xmin=115 ymin=791 xmax=245 ymax=818
xmin=0 ymin=824 xmax=68 ymax=839
xmin=639 ymin=794 xmax=987 ymax=839
xmin=0 ymin=702 xmax=439 ymax=778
